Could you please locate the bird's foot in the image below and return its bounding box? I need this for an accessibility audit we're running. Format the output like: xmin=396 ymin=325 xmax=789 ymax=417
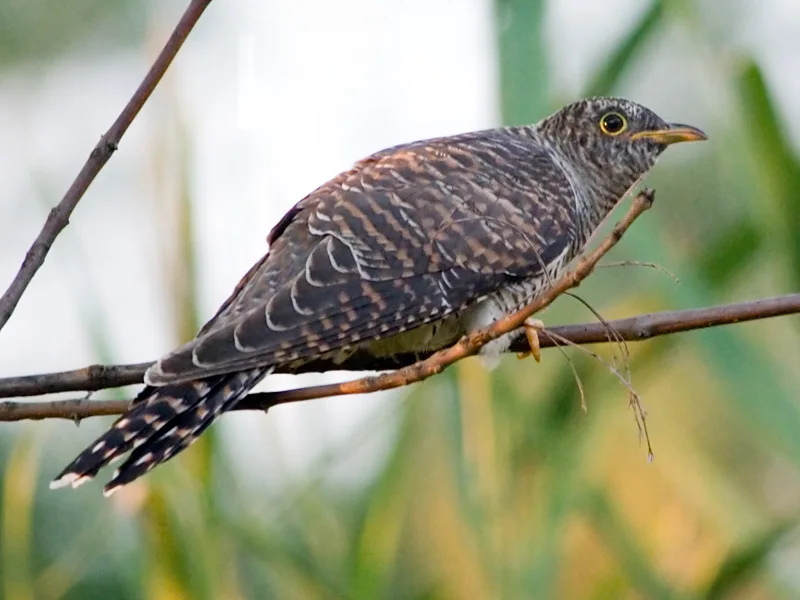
xmin=516 ymin=318 xmax=544 ymax=363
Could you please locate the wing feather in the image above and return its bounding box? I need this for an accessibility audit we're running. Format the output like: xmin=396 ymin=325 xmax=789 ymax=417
xmin=146 ymin=129 xmax=578 ymax=385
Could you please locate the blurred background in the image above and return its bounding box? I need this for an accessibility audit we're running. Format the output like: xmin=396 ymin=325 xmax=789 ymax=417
xmin=1 ymin=0 xmax=800 ymax=597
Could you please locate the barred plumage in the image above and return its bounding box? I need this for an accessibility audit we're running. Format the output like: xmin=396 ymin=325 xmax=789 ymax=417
xmin=51 ymin=97 xmax=705 ymax=494
xmin=52 ymin=368 xmax=269 ymax=496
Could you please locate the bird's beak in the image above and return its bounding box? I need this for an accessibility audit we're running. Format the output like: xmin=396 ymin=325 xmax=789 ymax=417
xmin=631 ymin=123 xmax=707 ymax=145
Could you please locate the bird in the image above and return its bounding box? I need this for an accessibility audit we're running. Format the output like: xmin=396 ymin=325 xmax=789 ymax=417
xmin=50 ymin=97 xmax=706 ymax=496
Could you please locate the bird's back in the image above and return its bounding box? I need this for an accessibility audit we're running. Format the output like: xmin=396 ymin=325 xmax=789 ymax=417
xmin=53 ymin=125 xmax=584 ymax=495
xmin=52 ymin=96 xmax=706 ymax=495
xmin=148 ymin=126 xmax=582 ymax=382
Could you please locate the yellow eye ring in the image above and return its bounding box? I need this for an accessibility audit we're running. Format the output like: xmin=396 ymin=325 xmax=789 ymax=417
xmin=599 ymin=112 xmax=627 ymax=136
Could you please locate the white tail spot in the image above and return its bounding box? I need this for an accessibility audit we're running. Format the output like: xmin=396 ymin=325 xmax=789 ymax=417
xmin=103 ymin=484 xmax=121 ymax=498
xmin=134 ymin=452 xmax=153 ymax=467
xmin=49 ymin=472 xmax=79 ymax=490
xmin=71 ymin=475 xmax=93 ymax=489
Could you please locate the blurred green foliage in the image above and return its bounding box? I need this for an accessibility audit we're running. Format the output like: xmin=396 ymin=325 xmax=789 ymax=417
xmin=0 ymin=0 xmax=145 ymax=67
xmin=2 ymin=0 xmax=800 ymax=598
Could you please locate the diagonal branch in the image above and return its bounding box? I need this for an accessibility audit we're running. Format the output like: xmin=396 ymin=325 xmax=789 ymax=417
xmin=1 ymin=190 xmax=654 ymax=421
xmin=0 ymin=0 xmax=214 ymax=333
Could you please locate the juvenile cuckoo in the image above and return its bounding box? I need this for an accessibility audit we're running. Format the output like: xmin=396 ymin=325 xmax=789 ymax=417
xmin=52 ymin=97 xmax=706 ymax=495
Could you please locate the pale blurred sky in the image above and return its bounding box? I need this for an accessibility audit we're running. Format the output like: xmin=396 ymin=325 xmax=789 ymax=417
xmin=2 ymin=0 xmax=800 ymax=489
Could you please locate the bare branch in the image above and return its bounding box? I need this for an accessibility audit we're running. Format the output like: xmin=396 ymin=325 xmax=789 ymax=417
xmin=0 ymin=398 xmax=129 ymax=422
xmin=1 ymin=193 xmax=799 ymax=424
xmin=1 ymin=293 xmax=797 ymax=405
xmin=0 ymin=0 xmax=213 ymax=332
xmin=2 ymin=190 xmax=654 ymax=421
xmin=521 ymin=292 xmax=800 ymax=350
xmin=0 ymin=363 xmax=150 ymax=398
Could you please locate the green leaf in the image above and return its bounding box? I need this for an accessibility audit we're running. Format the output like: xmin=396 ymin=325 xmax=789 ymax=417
xmin=584 ymin=0 xmax=666 ymax=97
xmin=583 ymin=489 xmax=680 ymax=600
xmin=1 ymin=432 xmax=39 ymax=600
xmin=0 ymin=0 xmax=145 ymax=66
xmin=736 ymin=60 xmax=800 ymax=288
xmin=703 ymin=522 xmax=793 ymax=600
xmin=347 ymin=397 xmax=415 ymax=599
xmin=695 ymin=216 xmax=762 ymax=288
xmin=618 ymin=214 xmax=800 ymax=483
xmin=224 ymin=512 xmax=346 ymax=598
xmin=493 ymin=0 xmax=549 ymax=125
xmin=521 ymin=365 xmax=596 ymax=597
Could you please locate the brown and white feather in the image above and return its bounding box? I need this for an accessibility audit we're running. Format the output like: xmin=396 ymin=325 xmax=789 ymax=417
xmin=52 ymin=97 xmax=692 ymax=493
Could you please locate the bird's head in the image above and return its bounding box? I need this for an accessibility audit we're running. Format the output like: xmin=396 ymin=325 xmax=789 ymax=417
xmin=536 ymin=97 xmax=706 ymax=209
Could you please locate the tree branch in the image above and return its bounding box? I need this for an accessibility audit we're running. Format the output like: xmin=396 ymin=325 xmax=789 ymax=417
xmin=2 ymin=190 xmax=653 ymax=421
xmin=2 ymin=293 xmax=798 ymax=405
xmin=0 ymin=0 xmax=213 ymax=332
xmin=2 ymin=192 xmax=798 ymax=424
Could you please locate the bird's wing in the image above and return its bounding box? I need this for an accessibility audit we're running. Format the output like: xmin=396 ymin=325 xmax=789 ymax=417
xmin=146 ymin=130 xmax=578 ymax=385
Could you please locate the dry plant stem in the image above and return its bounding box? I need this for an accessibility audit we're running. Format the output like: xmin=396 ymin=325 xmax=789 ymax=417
xmin=0 ymin=0 xmax=214 ymax=332
xmin=0 ymin=190 xmax=654 ymax=421
xmin=539 ymin=328 xmax=653 ymax=457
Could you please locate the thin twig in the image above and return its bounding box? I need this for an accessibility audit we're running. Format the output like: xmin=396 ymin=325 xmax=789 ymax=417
xmin=0 ymin=0 xmax=214 ymax=332
xmin=629 ymin=390 xmax=654 ymax=461
xmin=563 ymin=291 xmax=631 ymax=373
xmin=538 ymin=329 xmax=638 ymax=404
xmin=597 ymin=260 xmax=681 ymax=284
xmin=546 ymin=338 xmax=588 ymax=412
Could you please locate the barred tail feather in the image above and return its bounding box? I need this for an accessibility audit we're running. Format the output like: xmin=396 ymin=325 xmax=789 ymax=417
xmin=102 ymin=368 xmax=268 ymax=496
xmin=49 ymin=382 xmax=216 ymax=490
xmin=50 ymin=368 xmax=269 ymax=494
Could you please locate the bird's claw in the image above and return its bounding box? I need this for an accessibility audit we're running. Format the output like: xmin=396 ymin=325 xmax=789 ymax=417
xmin=516 ymin=318 xmax=544 ymax=362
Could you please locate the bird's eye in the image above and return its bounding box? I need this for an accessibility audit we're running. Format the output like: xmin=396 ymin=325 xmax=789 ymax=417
xmin=599 ymin=112 xmax=627 ymax=136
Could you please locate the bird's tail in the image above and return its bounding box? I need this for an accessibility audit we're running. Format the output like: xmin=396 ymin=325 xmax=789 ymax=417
xmin=50 ymin=367 xmax=269 ymax=496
